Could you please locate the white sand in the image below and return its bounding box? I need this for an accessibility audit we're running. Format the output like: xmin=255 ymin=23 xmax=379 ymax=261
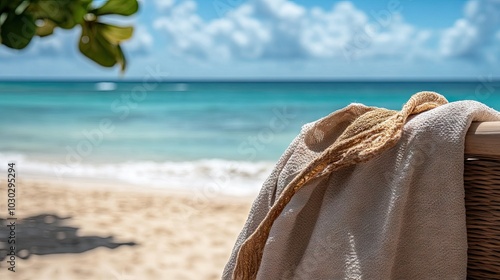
xmin=0 ymin=178 xmax=252 ymax=279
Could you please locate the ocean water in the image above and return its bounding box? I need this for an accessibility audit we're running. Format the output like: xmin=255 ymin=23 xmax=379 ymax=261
xmin=1 ymin=81 xmax=499 ymax=194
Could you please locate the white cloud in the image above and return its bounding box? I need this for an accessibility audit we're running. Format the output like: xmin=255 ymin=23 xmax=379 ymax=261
xmin=36 ymin=34 xmax=68 ymax=54
xmin=154 ymin=0 xmax=176 ymax=11
xmin=153 ymin=0 xmax=430 ymax=62
xmin=124 ymin=25 xmax=154 ymax=55
xmin=5 ymin=0 xmax=498 ymax=79
xmin=440 ymin=0 xmax=500 ymax=58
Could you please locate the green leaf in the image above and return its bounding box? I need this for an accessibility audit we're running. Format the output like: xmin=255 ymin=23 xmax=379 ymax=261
xmin=0 ymin=2 xmax=9 ymax=12
xmin=69 ymin=0 xmax=92 ymax=26
xmin=28 ymin=0 xmax=90 ymax=29
xmin=78 ymin=22 xmax=131 ymax=71
xmin=79 ymin=21 xmax=117 ymax=67
xmin=115 ymin=44 xmax=127 ymax=73
xmin=35 ymin=18 xmax=56 ymax=37
xmin=94 ymin=0 xmax=139 ymax=16
xmin=0 ymin=12 xmax=36 ymax=49
xmin=97 ymin=23 xmax=133 ymax=44
xmin=15 ymin=1 xmax=30 ymax=15
xmin=29 ymin=1 xmax=65 ymax=23
xmin=0 ymin=1 xmax=25 ymax=15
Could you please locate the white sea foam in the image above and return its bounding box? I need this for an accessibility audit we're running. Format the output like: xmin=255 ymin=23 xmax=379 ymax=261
xmin=0 ymin=153 xmax=274 ymax=196
xmin=95 ymin=82 xmax=117 ymax=91
xmin=172 ymin=83 xmax=189 ymax=91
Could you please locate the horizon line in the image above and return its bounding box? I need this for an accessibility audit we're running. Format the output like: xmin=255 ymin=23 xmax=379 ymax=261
xmin=0 ymin=78 xmax=497 ymax=83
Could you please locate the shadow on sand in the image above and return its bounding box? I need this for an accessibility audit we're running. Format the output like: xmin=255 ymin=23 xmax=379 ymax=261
xmin=0 ymin=214 xmax=136 ymax=260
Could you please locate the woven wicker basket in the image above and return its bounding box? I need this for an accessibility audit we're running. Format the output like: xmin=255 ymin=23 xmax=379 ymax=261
xmin=464 ymin=121 xmax=500 ymax=279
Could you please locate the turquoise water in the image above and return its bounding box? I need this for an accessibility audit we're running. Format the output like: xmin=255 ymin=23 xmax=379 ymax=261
xmin=1 ymin=81 xmax=499 ymax=193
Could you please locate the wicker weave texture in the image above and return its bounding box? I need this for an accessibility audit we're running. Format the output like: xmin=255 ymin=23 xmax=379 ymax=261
xmin=464 ymin=157 xmax=500 ymax=279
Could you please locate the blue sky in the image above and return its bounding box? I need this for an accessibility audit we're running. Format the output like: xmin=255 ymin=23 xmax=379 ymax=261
xmin=1 ymin=0 xmax=499 ymax=80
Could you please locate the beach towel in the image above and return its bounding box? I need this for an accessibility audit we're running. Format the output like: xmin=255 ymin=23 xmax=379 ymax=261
xmin=222 ymin=91 xmax=500 ymax=280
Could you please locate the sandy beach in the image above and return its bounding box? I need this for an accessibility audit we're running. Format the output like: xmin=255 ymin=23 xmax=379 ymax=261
xmin=0 ymin=177 xmax=252 ymax=280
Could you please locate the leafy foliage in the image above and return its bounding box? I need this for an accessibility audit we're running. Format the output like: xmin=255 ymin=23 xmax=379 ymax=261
xmin=0 ymin=0 xmax=139 ymax=72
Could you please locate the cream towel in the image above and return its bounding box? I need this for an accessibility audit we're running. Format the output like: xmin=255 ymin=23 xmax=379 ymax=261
xmin=223 ymin=92 xmax=500 ymax=280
